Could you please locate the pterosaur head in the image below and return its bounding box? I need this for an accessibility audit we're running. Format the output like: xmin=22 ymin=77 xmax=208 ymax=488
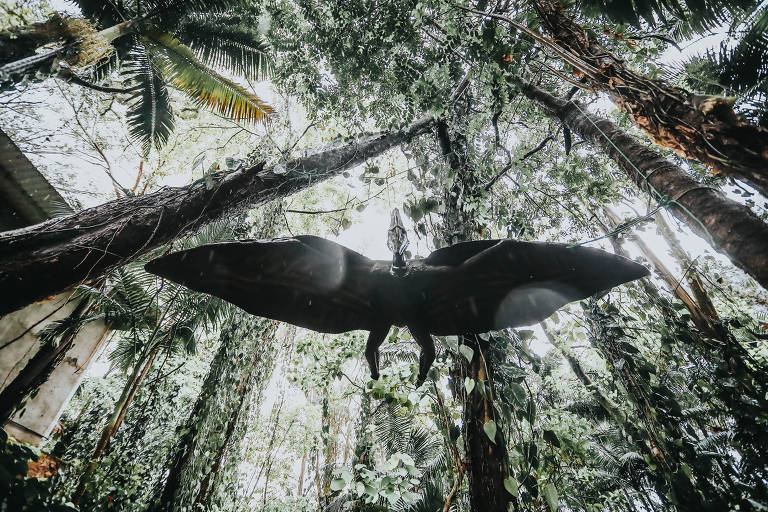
xmin=387 ymin=208 xmax=409 ymax=275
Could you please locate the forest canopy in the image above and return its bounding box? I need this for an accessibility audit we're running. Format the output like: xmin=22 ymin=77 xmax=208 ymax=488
xmin=0 ymin=0 xmax=767 ymax=511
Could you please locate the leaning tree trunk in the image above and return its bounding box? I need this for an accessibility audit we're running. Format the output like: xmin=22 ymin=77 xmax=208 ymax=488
xmin=529 ymin=0 xmax=768 ymax=196
xmin=0 ymin=14 xmax=82 ymax=66
xmin=0 ymin=117 xmax=434 ymax=316
xmin=602 ymin=206 xmax=715 ymax=336
xmin=150 ymin=313 xmax=278 ymax=512
xmin=436 ymin=114 xmax=515 ymax=512
xmin=520 ymin=82 xmax=768 ymax=291
xmin=653 ymin=212 xmax=720 ymax=324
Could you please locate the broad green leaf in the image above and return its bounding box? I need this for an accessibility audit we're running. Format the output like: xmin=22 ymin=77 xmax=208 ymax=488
xmin=444 ymin=335 xmax=459 ymax=352
xmin=459 ymin=344 xmax=474 ymax=362
xmin=543 ymin=429 xmax=560 ymax=447
xmin=508 ymin=382 xmax=527 ymax=406
xmin=464 ymin=377 xmax=475 ymax=394
xmin=483 ymin=419 xmax=497 ymax=444
xmin=543 ymin=483 xmax=558 ymax=511
xmin=503 ymin=477 xmax=519 ymax=496
xmin=330 ymin=478 xmax=346 ymax=491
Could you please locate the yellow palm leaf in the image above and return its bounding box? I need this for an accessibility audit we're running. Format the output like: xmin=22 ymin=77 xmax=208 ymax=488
xmin=144 ymin=31 xmax=274 ymax=124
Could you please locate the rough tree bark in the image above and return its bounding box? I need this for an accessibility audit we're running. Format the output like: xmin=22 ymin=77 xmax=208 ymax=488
xmin=520 ymin=82 xmax=768 ymax=291
xmin=0 ymin=18 xmax=136 ymax=84
xmin=530 ymin=0 xmax=768 ymax=196
xmin=436 ymin=113 xmax=514 ymax=512
xmin=0 ymin=117 xmax=435 ymax=316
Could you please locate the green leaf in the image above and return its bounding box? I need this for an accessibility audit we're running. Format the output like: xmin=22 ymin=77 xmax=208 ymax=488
xmin=330 ymin=478 xmax=346 ymax=491
xmin=464 ymin=377 xmax=475 ymax=394
xmin=503 ymin=476 xmax=519 ymax=496
xmin=526 ymin=399 xmax=537 ymax=425
xmin=444 ymin=335 xmax=459 ymax=352
xmin=543 ymin=429 xmax=560 ymax=447
xmin=176 ymin=13 xmax=273 ymax=80
xmin=483 ymin=419 xmax=497 ymax=444
xmin=507 ymin=382 xmax=527 ymax=406
xmin=542 ymin=483 xmax=558 ymax=511
xmin=459 ymin=344 xmax=474 ymax=362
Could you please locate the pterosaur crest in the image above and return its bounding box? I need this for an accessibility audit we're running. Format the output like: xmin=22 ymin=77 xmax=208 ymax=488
xmin=145 ymin=209 xmax=649 ymax=386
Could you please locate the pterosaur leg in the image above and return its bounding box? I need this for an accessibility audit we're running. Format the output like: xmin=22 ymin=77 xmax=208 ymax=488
xmin=408 ymin=324 xmax=436 ymax=387
xmin=365 ymin=325 xmax=390 ymax=380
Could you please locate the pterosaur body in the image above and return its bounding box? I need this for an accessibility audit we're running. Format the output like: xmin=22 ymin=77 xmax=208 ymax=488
xmin=145 ymin=210 xmax=648 ymax=385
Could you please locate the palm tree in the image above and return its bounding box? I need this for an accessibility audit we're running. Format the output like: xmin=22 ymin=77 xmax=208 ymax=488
xmin=0 ymin=0 xmax=273 ymax=154
xmin=496 ymin=0 xmax=768 ymax=197
xmin=518 ymin=80 xmax=768 ymax=291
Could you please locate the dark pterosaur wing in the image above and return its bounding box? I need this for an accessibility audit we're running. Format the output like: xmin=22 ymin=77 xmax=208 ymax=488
xmin=420 ymin=240 xmax=649 ymax=335
xmin=144 ymin=236 xmax=380 ymax=333
xmin=423 ymin=240 xmax=501 ymax=266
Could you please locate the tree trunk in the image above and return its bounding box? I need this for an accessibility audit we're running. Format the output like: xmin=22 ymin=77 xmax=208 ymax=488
xmin=602 ymin=206 xmax=715 ymax=336
xmin=297 ymin=451 xmax=308 ymax=497
xmin=462 ymin=338 xmax=511 ymax=512
xmin=0 ymin=117 xmax=434 ymax=316
xmin=520 ymin=82 xmax=768 ymax=291
xmin=436 ymin=108 xmax=513 ymax=512
xmin=530 ymin=0 xmax=768 ymax=195
xmin=319 ymin=392 xmax=335 ymax=510
xmin=193 ymin=370 xmax=250 ymax=507
xmin=653 ymin=212 xmax=720 ymax=324
xmin=0 ymin=298 xmax=90 ymax=424
xmin=72 ymin=345 xmax=159 ymax=504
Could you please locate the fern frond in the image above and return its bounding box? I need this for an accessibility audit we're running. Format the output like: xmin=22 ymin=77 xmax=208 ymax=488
xmin=145 ymin=31 xmax=274 ymax=124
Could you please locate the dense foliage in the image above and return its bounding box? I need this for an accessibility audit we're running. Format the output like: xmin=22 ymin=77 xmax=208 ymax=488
xmin=1 ymin=0 xmax=767 ymax=511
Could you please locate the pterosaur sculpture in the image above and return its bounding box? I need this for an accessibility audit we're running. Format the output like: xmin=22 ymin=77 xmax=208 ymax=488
xmin=145 ymin=209 xmax=648 ymax=386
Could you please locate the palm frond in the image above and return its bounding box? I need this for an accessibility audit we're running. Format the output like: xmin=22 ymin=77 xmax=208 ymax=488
xmin=123 ymin=44 xmax=175 ymax=155
xmin=577 ymin=0 xmax=756 ymax=34
xmin=175 ymin=13 xmax=273 ymax=80
xmin=72 ymin=0 xmax=245 ymax=27
xmin=145 ymin=31 xmax=274 ymax=124
xmin=71 ymin=0 xmax=127 ymax=28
